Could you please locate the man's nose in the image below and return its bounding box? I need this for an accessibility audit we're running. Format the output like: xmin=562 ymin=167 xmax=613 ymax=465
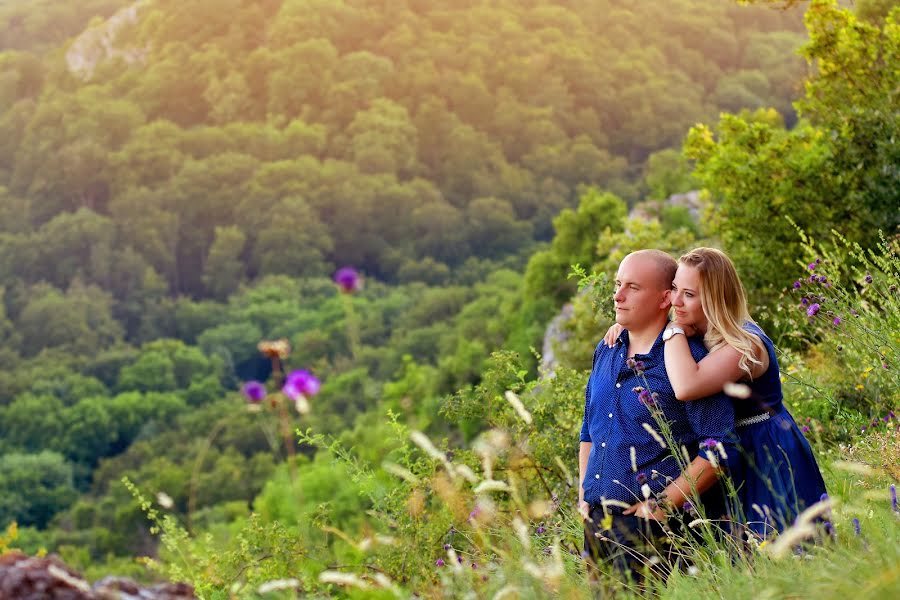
xmin=613 ymin=288 xmax=625 ymax=303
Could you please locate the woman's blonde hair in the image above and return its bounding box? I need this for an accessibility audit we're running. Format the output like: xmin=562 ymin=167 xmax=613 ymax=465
xmin=678 ymin=247 xmax=764 ymax=377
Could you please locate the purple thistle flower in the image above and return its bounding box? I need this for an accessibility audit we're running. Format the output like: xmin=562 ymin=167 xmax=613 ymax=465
xmin=891 ymin=484 xmax=898 ymax=512
xmin=865 ymin=274 xmax=873 ymax=284
xmin=333 ymin=266 xmax=362 ymax=293
xmin=435 ymin=558 xmax=445 ymax=567
xmin=282 ymin=369 xmax=321 ymax=400
xmin=701 ymin=438 xmax=718 ymax=450
xmin=535 ymin=525 xmax=546 ymax=534
xmin=793 ymin=280 xmax=802 ymax=289
xmin=833 ymin=317 xmax=842 ymax=326
xmin=852 ymin=518 xmax=861 ymax=536
xmin=808 ymin=262 xmax=816 ymax=271
xmin=241 ymin=381 xmax=266 ymax=403
xmin=807 ymin=303 xmax=821 ymax=317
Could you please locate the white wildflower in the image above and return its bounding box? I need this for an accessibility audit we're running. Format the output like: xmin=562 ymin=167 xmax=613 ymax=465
xmin=723 ymin=382 xmax=752 ymax=399
xmin=156 ymin=492 xmax=174 ymax=509
xmin=382 ymin=462 xmax=419 ymax=484
xmin=474 ymin=479 xmax=511 ymax=494
xmin=505 ymin=390 xmax=532 ymax=424
xmin=319 ymin=571 xmax=370 ymax=589
xmin=257 ymin=579 xmax=300 ymax=594
xmin=513 ymin=517 xmax=531 ymax=550
xmin=641 ymin=423 xmax=666 ymax=448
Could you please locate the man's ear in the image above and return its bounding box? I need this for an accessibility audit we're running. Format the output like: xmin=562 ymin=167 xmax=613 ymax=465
xmin=660 ymin=289 xmax=672 ymax=310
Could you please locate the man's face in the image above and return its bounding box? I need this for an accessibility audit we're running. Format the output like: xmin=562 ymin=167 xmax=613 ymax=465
xmin=612 ymin=254 xmax=671 ymax=329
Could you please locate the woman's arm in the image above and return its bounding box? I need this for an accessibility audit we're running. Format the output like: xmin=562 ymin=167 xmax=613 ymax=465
xmin=664 ymin=332 xmax=750 ymax=401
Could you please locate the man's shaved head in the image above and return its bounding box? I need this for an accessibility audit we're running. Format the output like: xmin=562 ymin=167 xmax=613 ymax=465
xmin=623 ymin=249 xmax=677 ymax=291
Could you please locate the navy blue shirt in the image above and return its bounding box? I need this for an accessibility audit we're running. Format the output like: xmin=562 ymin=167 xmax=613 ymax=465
xmin=580 ymin=328 xmax=736 ymax=509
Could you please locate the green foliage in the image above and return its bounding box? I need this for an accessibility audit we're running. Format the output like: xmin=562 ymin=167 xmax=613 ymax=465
xmin=685 ymin=0 xmax=899 ymax=311
xmin=0 ymin=451 xmax=77 ymax=528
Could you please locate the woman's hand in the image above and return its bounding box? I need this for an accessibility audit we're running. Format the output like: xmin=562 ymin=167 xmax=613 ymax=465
xmin=670 ymin=320 xmax=698 ymax=337
xmin=603 ymin=323 xmax=624 ymax=347
xmin=623 ymin=500 xmax=666 ymax=521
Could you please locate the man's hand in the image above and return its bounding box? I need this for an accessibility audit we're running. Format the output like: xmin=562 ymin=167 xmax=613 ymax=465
xmin=603 ymin=323 xmax=624 ymax=347
xmin=578 ymin=499 xmax=590 ymax=521
xmin=623 ymin=500 xmax=666 ymax=521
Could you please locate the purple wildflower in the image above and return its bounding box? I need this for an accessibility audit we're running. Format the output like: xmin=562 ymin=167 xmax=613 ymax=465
xmin=833 ymin=317 xmax=842 ymax=326
xmin=865 ymin=274 xmax=873 ymax=284
xmin=850 ymin=308 xmax=859 ymax=316
xmin=457 ymin=555 xmax=463 ymax=563
xmin=333 ymin=266 xmax=362 ymax=293
xmin=808 ymin=262 xmax=816 ymax=271
xmin=701 ymin=438 xmax=719 ymax=450
xmin=801 ymin=425 xmax=811 ymax=433
xmin=638 ymin=389 xmax=654 ymax=406
xmin=683 ymin=501 xmax=696 ymax=515
xmin=241 ymin=381 xmax=266 ymax=403
xmin=471 ymin=562 xmax=478 ymax=570
xmin=535 ymin=525 xmax=546 ymax=535
xmin=435 ymin=558 xmax=445 ymax=567
xmin=819 ymin=275 xmax=827 ymax=283
xmin=793 ymin=280 xmax=802 ymax=289
xmin=801 ymin=297 xmax=809 ymax=306
xmin=852 ymin=518 xmax=861 ymax=536
xmin=636 ymin=472 xmax=648 ymax=485
xmin=891 ymin=484 xmax=898 ymax=512
xmin=807 ymin=303 xmax=821 ymax=317
xmin=443 ymin=543 xmax=451 ymax=550
xmin=816 ymin=258 xmax=821 ymax=265
xmin=282 ymin=369 xmax=321 ymax=400
xmin=626 ymin=358 xmax=636 ymax=369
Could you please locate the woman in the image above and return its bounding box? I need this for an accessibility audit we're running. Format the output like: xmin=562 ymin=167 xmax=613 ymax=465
xmin=605 ymin=247 xmax=826 ymax=537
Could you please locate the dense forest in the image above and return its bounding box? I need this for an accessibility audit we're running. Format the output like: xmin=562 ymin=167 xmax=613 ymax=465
xmin=0 ymin=0 xmax=898 ymax=598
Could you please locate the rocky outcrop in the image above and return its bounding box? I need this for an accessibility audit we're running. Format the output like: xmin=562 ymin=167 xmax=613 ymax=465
xmin=540 ymin=301 xmax=574 ymax=376
xmin=0 ymin=551 xmax=195 ymax=599
xmin=65 ymin=1 xmax=150 ymax=80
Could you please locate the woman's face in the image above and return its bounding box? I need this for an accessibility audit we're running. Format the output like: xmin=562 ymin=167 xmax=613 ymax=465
xmin=671 ymin=264 xmax=708 ymax=332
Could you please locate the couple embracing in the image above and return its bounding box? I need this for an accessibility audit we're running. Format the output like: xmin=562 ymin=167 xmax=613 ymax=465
xmin=578 ymin=248 xmax=827 ymax=582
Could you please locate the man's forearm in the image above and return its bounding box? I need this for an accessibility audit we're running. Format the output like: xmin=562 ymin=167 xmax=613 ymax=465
xmin=662 ymin=456 xmax=719 ymax=509
xmin=578 ymin=441 xmax=592 ymax=503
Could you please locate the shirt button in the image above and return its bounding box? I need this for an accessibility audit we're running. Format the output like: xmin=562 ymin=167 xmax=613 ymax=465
xmin=601 ymin=442 xmax=606 ymax=448
xmin=608 ymin=413 xmax=613 ymax=418
xmin=595 ymin=474 xmax=600 ymax=479
xmin=615 ymin=383 xmax=621 ymax=388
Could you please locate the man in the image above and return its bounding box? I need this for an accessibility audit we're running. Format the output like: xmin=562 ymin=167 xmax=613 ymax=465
xmin=578 ymin=250 xmax=736 ymax=582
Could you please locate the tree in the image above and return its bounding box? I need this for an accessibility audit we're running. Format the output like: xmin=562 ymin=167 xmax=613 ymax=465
xmin=203 ymin=226 xmax=246 ymax=301
xmin=0 ymin=451 xmax=77 ymax=528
